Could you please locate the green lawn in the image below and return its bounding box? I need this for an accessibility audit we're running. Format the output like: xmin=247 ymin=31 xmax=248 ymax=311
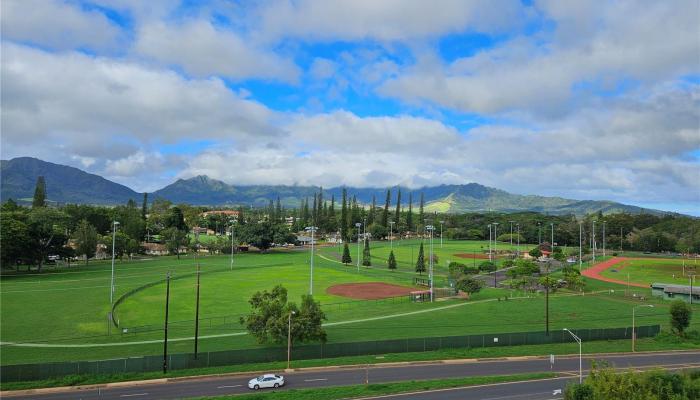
xmin=599 ymin=258 xmax=699 ymax=286
xmin=2 ymin=242 xmax=698 ymax=367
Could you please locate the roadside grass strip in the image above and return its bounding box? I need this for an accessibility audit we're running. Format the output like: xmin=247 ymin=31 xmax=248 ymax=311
xmin=193 ymin=372 xmax=556 ymax=400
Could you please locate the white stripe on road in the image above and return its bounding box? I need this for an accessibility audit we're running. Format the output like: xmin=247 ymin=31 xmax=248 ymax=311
xmin=119 ymin=394 xmax=149 ymax=397
xmin=217 ymin=384 xmax=242 ymax=389
xmin=304 ymin=378 xmax=328 ymax=382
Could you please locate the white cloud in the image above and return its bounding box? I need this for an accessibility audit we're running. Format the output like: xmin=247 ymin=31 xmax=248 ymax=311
xmin=379 ymin=0 xmax=700 ymax=116
xmin=134 ymin=20 xmax=300 ymax=83
xmin=309 ymin=58 xmax=337 ymax=80
xmin=255 ymin=0 xmax=528 ymax=42
xmin=0 ymin=0 xmax=122 ymax=51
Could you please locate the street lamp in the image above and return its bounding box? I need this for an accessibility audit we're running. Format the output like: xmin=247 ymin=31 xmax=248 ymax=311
xmin=439 ymin=220 xmax=444 ymax=248
xmin=110 ymin=221 xmax=120 ymax=305
xmin=487 ymin=224 xmax=492 ymax=262
xmin=426 ymin=225 xmax=435 ymax=302
xmin=579 ymin=222 xmax=583 ymax=272
xmin=509 ymin=221 xmax=514 ymax=250
xmin=389 ymin=221 xmax=395 ymax=250
xmin=563 ymin=328 xmax=582 ymax=384
xmin=632 ymin=304 xmax=654 ymax=352
xmin=229 ymin=219 xmax=236 ymax=271
xmin=493 ymin=222 xmax=499 ymax=262
xmin=355 ymin=222 xmax=362 ymax=272
xmin=286 ymin=310 xmax=296 ymax=371
xmin=305 ymin=226 xmax=318 ymax=295
xmin=516 ymin=223 xmax=520 ymax=256
xmin=592 ymin=221 xmax=596 ymax=263
xmin=550 ymin=223 xmax=554 ymax=256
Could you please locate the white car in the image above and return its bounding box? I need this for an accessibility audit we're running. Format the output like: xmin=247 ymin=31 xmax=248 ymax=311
xmin=248 ymin=374 xmax=285 ymax=390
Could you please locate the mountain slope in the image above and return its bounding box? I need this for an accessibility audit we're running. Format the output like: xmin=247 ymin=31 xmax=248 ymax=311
xmin=0 ymin=157 xmax=141 ymax=205
xmin=0 ymin=157 xmax=669 ymax=215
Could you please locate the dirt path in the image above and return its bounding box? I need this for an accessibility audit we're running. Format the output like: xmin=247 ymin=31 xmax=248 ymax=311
xmin=581 ymin=257 xmax=649 ymax=288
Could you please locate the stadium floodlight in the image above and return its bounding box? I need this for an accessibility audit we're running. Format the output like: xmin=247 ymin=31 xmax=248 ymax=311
xmin=563 ymin=329 xmax=582 ymax=384
xmin=426 ymin=225 xmax=435 ymax=302
xmin=110 ymin=221 xmax=120 ymax=305
xmin=355 ymin=222 xmax=362 ymax=272
xmin=305 ymin=226 xmax=318 ymax=295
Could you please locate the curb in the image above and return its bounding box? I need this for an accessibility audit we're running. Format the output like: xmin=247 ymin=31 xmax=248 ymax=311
xmin=2 ymin=349 xmax=699 ymax=397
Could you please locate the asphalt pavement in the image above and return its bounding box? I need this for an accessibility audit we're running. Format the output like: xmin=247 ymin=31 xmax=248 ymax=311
xmin=3 ymin=351 xmax=699 ymax=400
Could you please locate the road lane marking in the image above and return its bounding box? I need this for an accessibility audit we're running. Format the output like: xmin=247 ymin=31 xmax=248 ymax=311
xmin=120 ymin=394 xmax=149 ymax=397
xmin=217 ymin=384 xmax=242 ymax=389
xmin=304 ymin=378 xmax=328 ymax=382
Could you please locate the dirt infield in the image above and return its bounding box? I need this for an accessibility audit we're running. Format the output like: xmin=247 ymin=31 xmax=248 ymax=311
xmin=582 ymin=257 xmax=649 ymax=288
xmin=453 ymin=253 xmax=490 ymax=259
xmin=326 ymin=282 xmax=417 ymax=300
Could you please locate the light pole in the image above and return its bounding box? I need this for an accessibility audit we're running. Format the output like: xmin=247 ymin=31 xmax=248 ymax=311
xmin=632 ymin=304 xmax=654 ymax=352
xmin=487 ymin=224 xmax=492 ymax=262
xmin=602 ymin=221 xmax=606 ymax=257
xmin=537 ymin=222 xmax=542 ymax=246
xmin=229 ymin=219 xmax=235 ymax=271
xmin=305 ymin=226 xmax=317 ymax=295
xmin=493 ymin=222 xmax=499 ymax=262
xmin=509 ymin=221 xmax=514 ymax=250
xmin=579 ymin=222 xmax=583 ymax=272
xmin=592 ymin=221 xmax=596 ymax=263
xmin=516 ymin=224 xmax=520 ymax=256
xmin=439 ymin=220 xmax=444 ymax=248
xmin=110 ymin=221 xmax=120 ymax=305
xmin=550 ymin=223 xmax=554 ymax=256
xmin=389 ymin=221 xmax=395 ymax=250
xmin=355 ymin=222 xmax=362 ymax=272
xmin=563 ymin=328 xmax=582 ymax=384
xmin=426 ymin=225 xmax=435 ymax=302
xmin=286 ymin=310 xmax=296 ymax=371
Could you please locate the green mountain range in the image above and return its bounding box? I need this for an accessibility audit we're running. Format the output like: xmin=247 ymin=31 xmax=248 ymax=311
xmin=0 ymin=157 xmax=668 ymax=215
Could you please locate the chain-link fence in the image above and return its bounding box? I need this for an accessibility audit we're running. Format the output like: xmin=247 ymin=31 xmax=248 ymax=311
xmin=0 ymin=325 xmax=660 ymax=382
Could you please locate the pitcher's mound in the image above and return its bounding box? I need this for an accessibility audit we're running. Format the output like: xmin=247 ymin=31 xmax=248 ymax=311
xmin=327 ymin=282 xmax=416 ymax=300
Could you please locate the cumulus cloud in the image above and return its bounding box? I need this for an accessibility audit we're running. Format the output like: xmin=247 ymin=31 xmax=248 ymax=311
xmin=379 ymin=0 xmax=700 ymax=116
xmin=0 ymin=0 xmax=122 ymax=51
xmin=134 ymin=20 xmax=300 ymax=83
xmin=256 ymin=0 xmax=528 ymax=42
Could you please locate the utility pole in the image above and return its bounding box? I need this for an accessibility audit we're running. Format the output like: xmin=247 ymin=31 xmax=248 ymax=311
xmin=603 ymin=221 xmax=606 ymax=257
xmin=592 ymin=221 xmax=596 ymax=263
xmin=163 ymin=272 xmax=171 ymax=374
xmin=488 ymin=224 xmax=492 ymax=262
xmin=426 ymin=225 xmax=435 ymax=302
xmin=516 ymin=224 xmax=520 ymax=256
xmin=551 ymin=223 xmax=554 ymax=256
xmin=579 ymin=222 xmax=583 ymax=272
xmin=355 ymin=222 xmax=361 ymax=272
xmin=509 ymin=221 xmax=514 ymax=250
xmin=194 ymin=263 xmax=201 ymax=358
xmin=229 ymin=219 xmax=235 ymax=271
xmin=493 ymin=222 xmax=499 ymax=288
xmin=110 ymin=221 xmax=120 ymax=305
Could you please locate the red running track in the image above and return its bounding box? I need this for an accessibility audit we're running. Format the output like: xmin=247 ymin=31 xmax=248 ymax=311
xmin=582 ymin=257 xmax=649 ymax=288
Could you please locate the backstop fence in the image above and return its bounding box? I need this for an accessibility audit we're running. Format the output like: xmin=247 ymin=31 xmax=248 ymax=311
xmin=0 ymin=325 xmax=660 ymax=382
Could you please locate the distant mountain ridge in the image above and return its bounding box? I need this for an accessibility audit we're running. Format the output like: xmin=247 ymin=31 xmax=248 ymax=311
xmin=0 ymin=157 xmax=669 ymax=216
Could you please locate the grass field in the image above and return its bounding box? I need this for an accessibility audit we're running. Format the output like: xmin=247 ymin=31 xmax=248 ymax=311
xmin=1 ymin=240 xmax=698 ymax=367
xmin=599 ymin=258 xmax=700 ymax=286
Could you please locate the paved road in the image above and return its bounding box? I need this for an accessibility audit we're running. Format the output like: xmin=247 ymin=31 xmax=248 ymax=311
xmin=4 ymin=351 xmax=699 ymax=400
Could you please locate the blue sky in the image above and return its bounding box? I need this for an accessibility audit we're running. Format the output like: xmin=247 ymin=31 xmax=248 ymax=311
xmin=1 ymin=0 xmax=699 ymax=214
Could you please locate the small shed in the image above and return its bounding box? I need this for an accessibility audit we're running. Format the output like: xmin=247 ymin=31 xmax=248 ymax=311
xmin=650 ymin=283 xmax=699 ymax=303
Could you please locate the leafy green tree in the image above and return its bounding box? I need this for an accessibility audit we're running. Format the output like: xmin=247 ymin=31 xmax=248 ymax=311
xmin=369 ymin=223 xmax=388 ymax=240
xmin=0 ymin=212 xmax=30 ymax=268
xmin=141 ymin=192 xmax=148 ymax=220
xmin=670 ymin=300 xmax=692 ymax=336
xmin=362 ymin=239 xmax=371 ymax=266
xmin=456 ymin=277 xmax=483 ymax=299
xmin=340 ymin=189 xmax=348 ymax=241
xmin=165 ymin=207 xmax=187 ymax=231
xmin=394 ymin=189 xmax=401 ymax=227
xmin=418 ymin=192 xmax=424 ymax=232
xmin=26 ymin=207 xmax=70 ymax=272
xmin=342 ymin=243 xmax=352 ymax=265
xmin=387 ymin=250 xmax=397 ymax=271
xmin=74 ymin=219 xmax=98 ymax=265
xmin=529 ymin=248 xmax=542 ymax=258
xmin=161 ymin=227 xmax=189 ymax=259
xmin=415 ymin=242 xmax=426 ymax=274
xmin=101 ymin=231 xmax=130 ymax=260
xmin=240 ymin=285 xmax=326 ymax=344
xmin=478 ymin=261 xmax=496 ymax=272
xmin=32 ymin=176 xmax=47 ymax=208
